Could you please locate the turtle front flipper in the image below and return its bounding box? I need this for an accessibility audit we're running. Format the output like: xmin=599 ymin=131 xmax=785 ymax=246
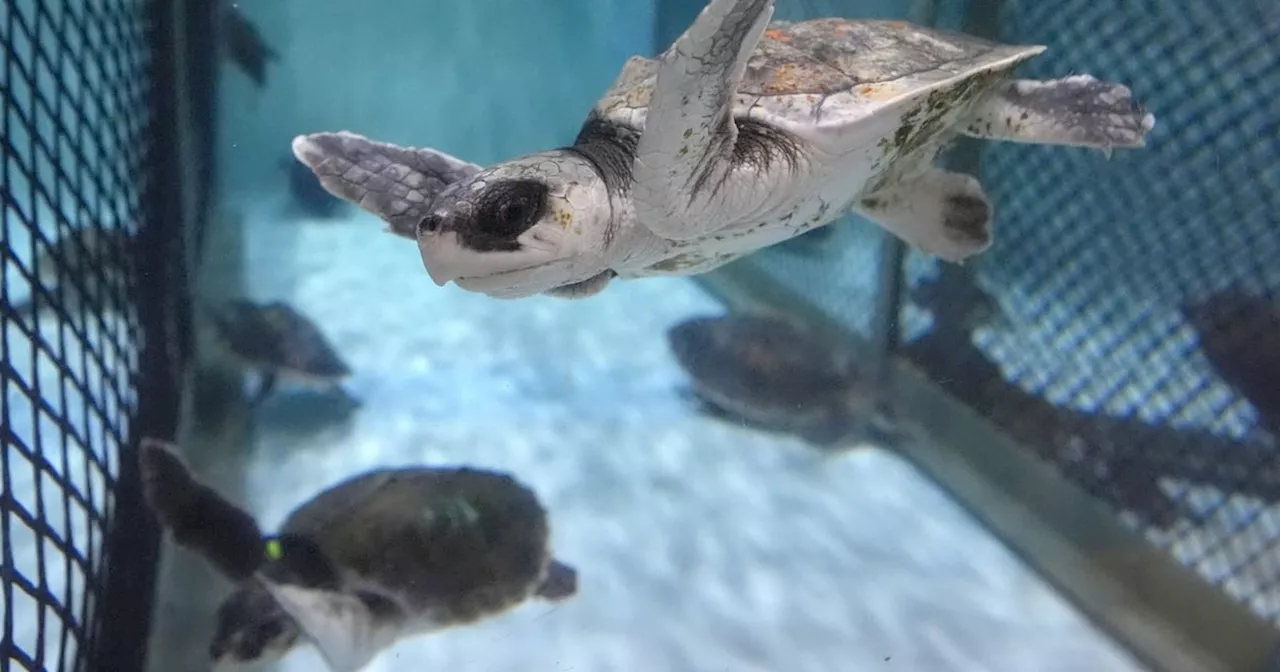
xmin=291 ymin=131 xmax=484 ymax=239
xmin=138 ymin=438 xmax=267 ymax=581
xmin=535 ymin=559 xmax=578 ymax=602
xmin=856 ymin=168 xmax=993 ymax=264
xmin=632 ymin=0 xmax=776 ymax=242
xmin=961 ymin=75 xmax=1156 ymax=154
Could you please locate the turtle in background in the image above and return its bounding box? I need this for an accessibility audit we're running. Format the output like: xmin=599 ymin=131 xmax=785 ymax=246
xmin=138 ymin=438 xmax=578 ymax=672
xmin=667 ymin=313 xmax=881 ymax=448
xmin=10 ymin=226 xmax=133 ymax=320
xmin=207 ymin=299 xmax=354 ymax=408
xmin=288 ymin=0 xmax=1154 ymax=300
xmin=219 ymin=0 xmax=279 ymax=89
xmin=1180 ymin=288 xmax=1280 ymax=437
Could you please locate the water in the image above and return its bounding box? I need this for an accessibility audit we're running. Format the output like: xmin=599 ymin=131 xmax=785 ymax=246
xmin=9 ymin=0 xmax=1276 ymax=670
xmin=138 ymin=0 xmax=1144 ymax=670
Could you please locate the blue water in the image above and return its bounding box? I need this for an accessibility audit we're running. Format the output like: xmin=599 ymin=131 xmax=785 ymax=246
xmin=127 ymin=1 xmax=1151 ymax=671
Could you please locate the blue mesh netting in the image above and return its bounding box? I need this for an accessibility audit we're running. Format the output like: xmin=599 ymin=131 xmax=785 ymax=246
xmin=0 ymin=0 xmax=180 ymax=669
xmin=901 ymin=0 xmax=1280 ymax=624
xmin=719 ymin=0 xmax=1280 ymax=626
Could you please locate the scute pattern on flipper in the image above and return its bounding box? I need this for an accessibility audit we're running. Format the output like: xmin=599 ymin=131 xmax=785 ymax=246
xmin=740 ymin=19 xmax=1005 ymax=97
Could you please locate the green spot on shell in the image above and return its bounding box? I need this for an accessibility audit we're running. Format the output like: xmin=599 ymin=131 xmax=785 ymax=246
xmin=682 ymin=128 xmax=693 ymax=138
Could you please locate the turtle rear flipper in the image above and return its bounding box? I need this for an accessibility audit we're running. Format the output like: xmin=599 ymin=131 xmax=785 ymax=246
xmin=139 ymin=438 xmax=267 ymax=581
xmin=961 ymin=75 xmax=1155 ymax=153
xmin=857 ymin=168 xmax=992 ymax=264
xmin=535 ymin=560 xmax=578 ymax=602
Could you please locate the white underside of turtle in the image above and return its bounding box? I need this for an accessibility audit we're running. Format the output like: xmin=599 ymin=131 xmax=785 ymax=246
xmin=291 ymin=0 xmax=1155 ymax=300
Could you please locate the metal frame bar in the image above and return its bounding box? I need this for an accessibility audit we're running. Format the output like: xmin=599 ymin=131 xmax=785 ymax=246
xmin=90 ymin=0 xmax=194 ymax=668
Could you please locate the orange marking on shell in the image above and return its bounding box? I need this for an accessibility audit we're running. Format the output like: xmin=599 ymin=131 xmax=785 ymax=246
xmin=760 ymin=63 xmax=808 ymax=94
xmin=857 ymin=82 xmax=906 ymax=101
xmin=763 ymin=28 xmax=792 ymax=43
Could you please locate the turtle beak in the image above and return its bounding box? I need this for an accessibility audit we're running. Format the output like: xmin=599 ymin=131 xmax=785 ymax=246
xmin=417 ymin=231 xmax=465 ymax=287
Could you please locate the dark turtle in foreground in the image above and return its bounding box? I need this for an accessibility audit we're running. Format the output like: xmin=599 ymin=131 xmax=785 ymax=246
xmin=208 ymin=299 xmax=353 ymax=408
xmin=138 ymin=438 xmax=577 ymax=672
xmin=667 ymin=313 xmax=878 ymax=447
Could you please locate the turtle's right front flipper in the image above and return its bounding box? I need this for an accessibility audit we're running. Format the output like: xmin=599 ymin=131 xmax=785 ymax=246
xmin=139 ymin=438 xmax=267 ymax=582
xmin=291 ymin=131 xmax=484 ymax=239
xmin=633 ymin=0 xmax=776 ymax=241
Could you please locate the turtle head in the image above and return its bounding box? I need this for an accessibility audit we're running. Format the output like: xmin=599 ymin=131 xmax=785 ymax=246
xmin=210 ymin=583 xmax=301 ymax=667
xmin=415 ymin=151 xmax=617 ymax=299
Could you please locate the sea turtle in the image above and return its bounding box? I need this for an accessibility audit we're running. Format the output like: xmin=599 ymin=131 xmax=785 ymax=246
xmin=12 ymin=226 xmax=133 ymax=319
xmin=667 ymin=313 xmax=881 ymax=447
xmin=138 ymin=438 xmax=577 ymax=672
xmin=207 ymin=299 xmax=354 ymax=408
xmin=288 ymin=0 xmax=1154 ymax=300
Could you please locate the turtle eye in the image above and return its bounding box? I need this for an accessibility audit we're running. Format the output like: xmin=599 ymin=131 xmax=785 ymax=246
xmin=478 ymin=180 xmax=548 ymax=239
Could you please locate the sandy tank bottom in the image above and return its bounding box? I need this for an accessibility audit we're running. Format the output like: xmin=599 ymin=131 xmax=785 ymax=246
xmin=126 ymin=197 xmax=1146 ymax=672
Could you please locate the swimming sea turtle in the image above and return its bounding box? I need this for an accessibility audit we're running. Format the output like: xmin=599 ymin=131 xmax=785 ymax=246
xmin=138 ymin=438 xmax=577 ymax=672
xmin=289 ymin=0 xmax=1155 ymax=300
xmin=667 ymin=313 xmax=879 ymax=447
xmin=207 ymin=299 xmax=353 ymax=408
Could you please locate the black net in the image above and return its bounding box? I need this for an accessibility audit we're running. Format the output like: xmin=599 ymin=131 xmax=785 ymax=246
xmin=1 ymin=0 xmax=185 ymax=670
xmin=899 ymin=0 xmax=1280 ymax=625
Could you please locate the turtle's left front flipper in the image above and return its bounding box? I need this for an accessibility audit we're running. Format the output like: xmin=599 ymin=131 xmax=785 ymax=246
xmin=961 ymin=75 xmax=1156 ymax=154
xmin=632 ymin=0 xmax=775 ymax=241
xmin=291 ymin=132 xmax=483 ymax=239
xmin=138 ymin=438 xmax=268 ymax=582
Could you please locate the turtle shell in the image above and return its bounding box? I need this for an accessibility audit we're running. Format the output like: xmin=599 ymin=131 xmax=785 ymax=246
xmin=592 ymin=19 xmax=1043 ymax=165
xmin=212 ymin=299 xmax=351 ymax=381
xmin=667 ymin=314 xmax=860 ymax=432
xmin=279 ymin=466 xmax=554 ymax=627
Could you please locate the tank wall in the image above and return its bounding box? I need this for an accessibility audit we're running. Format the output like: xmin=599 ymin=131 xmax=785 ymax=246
xmin=216 ymin=1 xmax=656 ymax=205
